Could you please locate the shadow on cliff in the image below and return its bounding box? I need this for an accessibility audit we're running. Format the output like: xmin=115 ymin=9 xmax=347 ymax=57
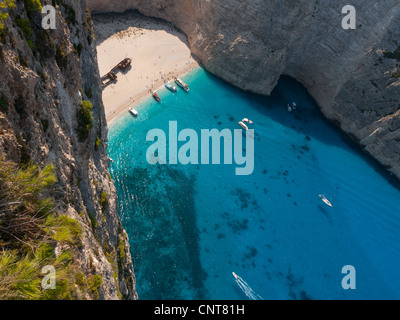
xmin=270 ymin=75 xmax=400 ymax=191
xmin=205 ymin=71 xmax=400 ymax=190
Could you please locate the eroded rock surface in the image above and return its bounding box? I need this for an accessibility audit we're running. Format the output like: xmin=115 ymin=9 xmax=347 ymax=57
xmin=0 ymin=1 xmax=137 ymax=299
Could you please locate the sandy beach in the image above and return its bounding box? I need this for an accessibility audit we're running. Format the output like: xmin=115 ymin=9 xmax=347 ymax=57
xmin=93 ymin=11 xmax=199 ymax=124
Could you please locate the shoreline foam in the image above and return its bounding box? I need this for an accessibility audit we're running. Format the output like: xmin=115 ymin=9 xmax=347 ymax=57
xmin=93 ymin=11 xmax=200 ymax=125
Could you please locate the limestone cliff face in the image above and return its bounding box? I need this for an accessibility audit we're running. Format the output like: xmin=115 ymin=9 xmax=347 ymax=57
xmin=0 ymin=1 xmax=136 ymax=299
xmin=87 ymin=0 xmax=400 ymax=179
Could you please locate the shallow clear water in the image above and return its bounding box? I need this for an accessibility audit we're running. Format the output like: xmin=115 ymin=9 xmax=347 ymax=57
xmin=108 ymin=67 xmax=400 ymax=300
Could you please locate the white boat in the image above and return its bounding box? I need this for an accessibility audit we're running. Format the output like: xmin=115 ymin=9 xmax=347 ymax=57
xmin=232 ymin=272 xmax=264 ymax=300
xmin=242 ymin=118 xmax=253 ymax=124
xmin=165 ymin=83 xmax=177 ymax=92
xmin=319 ymin=194 xmax=333 ymax=207
xmin=288 ymin=101 xmax=297 ymax=112
xmin=129 ymin=107 xmax=138 ymax=117
xmin=175 ymin=78 xmax=189 ymax=92
xmin=238 ymin=121 xmax=249 ymax=131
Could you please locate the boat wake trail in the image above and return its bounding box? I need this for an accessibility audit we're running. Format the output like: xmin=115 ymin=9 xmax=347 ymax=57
xmin=233 ymin=272 xmax=264 ymax=300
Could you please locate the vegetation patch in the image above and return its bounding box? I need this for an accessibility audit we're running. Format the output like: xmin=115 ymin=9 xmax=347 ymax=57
xmin=64 ymin=4 xmax=76 ymax=26
xmin=85 ymin=8 xmax=94 ymax=44
xmin=0 ymin=160 xmax=78 ymax=299
xmin=117 ymin=235 xmax=126 ymax=277
xmin=15 ymin=18 xmax=34 ymax=51
xmin=24 ymin=0 xmax=42 ymax=15
xmin=86 ymin=209 xmax=97 ymax=230
xmin=34 ymin=28 xmax=55 ymax=60
xmin=15 ymin=19 xmax=31 ymax=39
xmin=47 ymin=215 xmax=82 ymax=247
xmin=74 ymin=273 xmax=102 ymax=299
xmin=95 ymin=137 xmax=100 ymax=151
xmin=76 ymin=100 xmax=94 ymax=142
xmin=55 ymin=41 xmax=68 ymax=70
xmin=383 ymin=47 xmax=400 ymax=61
xmin=0 ymin=159 xmax=109 ymax=299
xmin=0 ymin=1 xmax=15 ymax=34
xmin=85 ymin=87 xmax=92 ymax=99
xmin=100 ymin=192 xmax=109 ymax=213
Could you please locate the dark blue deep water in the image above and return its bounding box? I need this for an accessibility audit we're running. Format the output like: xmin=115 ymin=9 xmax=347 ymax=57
xmin=108 ymin=67 xmax=400 ymax=300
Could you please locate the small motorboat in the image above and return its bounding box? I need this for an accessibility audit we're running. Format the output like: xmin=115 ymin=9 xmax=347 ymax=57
xmin=319 ymin=194 xmax=333 ymax=207
xmin=238 ymin=121 xmax=249 ymax=131
xmin=129 ymin=107 xmax=138 ymax=117
xmin=175 ymin=78 xmax=189 ymax=92
xmin=152 ymin=91 xmax=161 ymax=102
xmin=165 ymin=83 xmax=177 ymax=92
xmin=288 ymin=101 xmax=297 ymax=112
xmin=232 ymin=272 xmax=239 ymax=280
xmin=242 ymin=118 xmax=254 ymax=124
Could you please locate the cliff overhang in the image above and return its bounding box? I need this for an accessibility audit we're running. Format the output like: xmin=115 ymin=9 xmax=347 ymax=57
xmin=88 ymin=0 xmax=400 ymax=181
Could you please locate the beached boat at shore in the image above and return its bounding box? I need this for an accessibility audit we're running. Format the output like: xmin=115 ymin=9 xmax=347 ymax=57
xmin=165 ymin=83 xmax=177 ymax=92
xmin=129 ymin=107 xmax=138 ymax=117
xmin=175 ymin=78 xmax=190 ymax=92
xmin=152 ymin=91 xmax=161 ymax=102
xmin=101 ymin=58 xmax=132 ymax=87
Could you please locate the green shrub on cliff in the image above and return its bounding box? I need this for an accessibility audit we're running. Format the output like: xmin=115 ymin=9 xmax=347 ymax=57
xmin=383 ymin=47 xmax=400 ymax=61
xmin=0 ymin=1 xmax=14 ymax=45
xmin=0 ymin=161 xmax=57 ymax=245
xmin=24 ymin=0 xmax=42 ymax=14
xmin=75 ymin=273 xmax=102 ymax=299
xmin=0 ymin=159 xmax=79 ymax=299
xmin=0 ymin=245 xmax=76 ymax=300
xmin=95 ymin=136 xmax=101 ymax=151
xmin=47 ymin=215 xmax=82 ymax=247
xmin=16 ymin=18 xmax=35 ymax=51
xmin=0 ymin=159 xmax=107 ymax=300
xmin=86 ymin=209 xmax=98 ymax=230
xmin=76 ymin=100 xmax=94 ymax=142
xmin=15 ymin=19 xmax=31 ymax=38
xmin=0 ymin=0 xmax=15 ymax=31
xmin=55 ymin=41 xmax=68 ymax=69
xmin=100 ymin=191 xmax=109 ymax=213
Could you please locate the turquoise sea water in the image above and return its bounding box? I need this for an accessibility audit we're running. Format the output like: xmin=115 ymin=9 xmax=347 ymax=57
xmin=108 ymin=67 xmax=400 ymax=300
